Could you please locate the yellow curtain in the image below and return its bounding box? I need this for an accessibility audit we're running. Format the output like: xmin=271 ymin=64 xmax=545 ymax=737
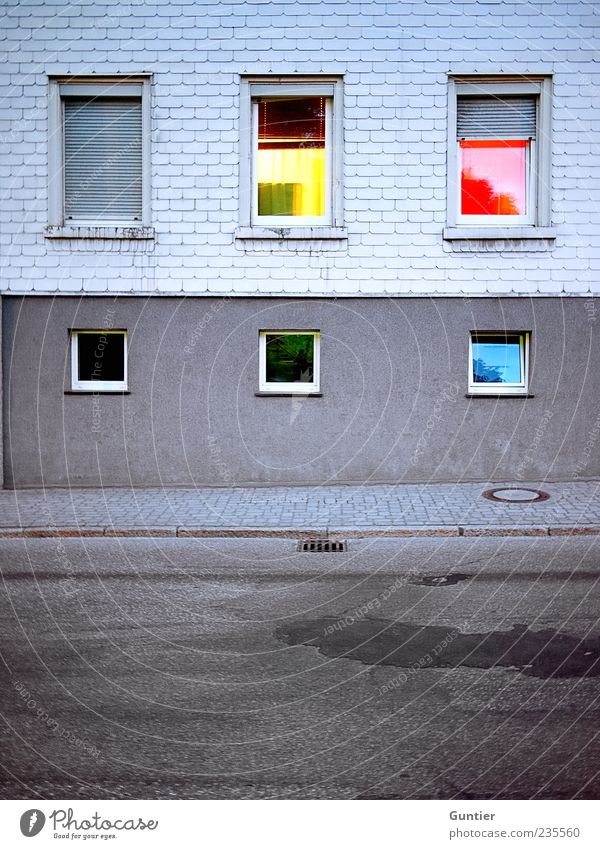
xmin=258 ymin=147 xmax=325 ymax=217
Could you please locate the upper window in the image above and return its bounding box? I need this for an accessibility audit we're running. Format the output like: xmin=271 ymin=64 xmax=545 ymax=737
xmin=71 ymin=330 xmax=128 ymax=391
xmin=48 ymin=77 xmax=150 ymax=228
xmin=447 ymin=77 xmax=552 ymax=234
xmin=256 ymin=97 xmax=330 ymax=222
xmin=458 ymin=97 xmax=534 ymax=222
xmin=468 ymin=332 xmax=529 ymax=395
xmin=259 ymin=331 xmax=320 ymax=394
xmin=240 ymin=77 xmax=343 ymax=229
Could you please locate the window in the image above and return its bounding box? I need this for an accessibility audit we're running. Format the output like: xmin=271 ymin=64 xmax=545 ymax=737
xmin=256 ymin=97 xmax=329 ymax=221
xmin=468 ymin=332 xmax=529 ymax=395
xmin=259 ymin=331 xmax=320 ymax=394
xmin=48 ymin=77 xmax=151 ymax=229
xmin=446 ymin=77 xmax=552 ymax=237
xmin=239 ymin=77 xmax=343 ymax=231
xmin=71 ymin=331 xmax=128 ymax=391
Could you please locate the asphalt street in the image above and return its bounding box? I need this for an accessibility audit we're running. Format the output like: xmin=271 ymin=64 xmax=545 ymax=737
xmin=0 ymin=536 xmax=599 ymax=800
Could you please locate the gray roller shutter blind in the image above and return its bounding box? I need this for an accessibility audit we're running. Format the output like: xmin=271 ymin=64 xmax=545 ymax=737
xmin=64 ymin=97 xmax=143 ymax=221
xmin=457 ymin=96 xmax=537 ymax=140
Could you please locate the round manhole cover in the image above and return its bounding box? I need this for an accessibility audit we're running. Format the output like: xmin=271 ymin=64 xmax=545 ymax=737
xmin=482 ymin=487 xmax=550 ymax=504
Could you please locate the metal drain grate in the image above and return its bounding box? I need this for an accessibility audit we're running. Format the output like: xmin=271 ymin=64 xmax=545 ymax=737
xmin=298 ymin=539 xmax=347 ymax=553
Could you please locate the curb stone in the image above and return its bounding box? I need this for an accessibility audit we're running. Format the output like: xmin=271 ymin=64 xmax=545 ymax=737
xmin=462 ymin=527 xmax=548 ymax=537
xmin=103 ymin=529 xmax=177 ymax=537
xmin=1 ymin=526 xmax=600 ymax=539
xmin=547 ymin=526 xmax=600 ymax=536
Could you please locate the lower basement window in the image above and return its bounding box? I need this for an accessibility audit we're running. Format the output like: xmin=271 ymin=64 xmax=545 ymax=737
xmin=259 ymin=330 xmax=320 ymax=394
xmin=468 ymin=331 xmax=529 ymax=395
xmin=70 ymin=330 xmax=128 ymax=391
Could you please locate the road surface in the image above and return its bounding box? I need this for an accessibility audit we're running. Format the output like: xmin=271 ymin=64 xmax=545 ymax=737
xmin=0 ymin=536 xmax=599 ymax=799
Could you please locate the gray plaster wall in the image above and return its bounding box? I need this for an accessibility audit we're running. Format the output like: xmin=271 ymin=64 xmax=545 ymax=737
xmin=3 ymin=296 xmax=600 ymax=488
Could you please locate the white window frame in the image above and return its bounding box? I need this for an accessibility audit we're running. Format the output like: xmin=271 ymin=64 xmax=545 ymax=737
xmin=48 ymin=76 xmax=152 ymax=229
xmin=251 ymin=98 xmax=333 ymax=227
xmin=468 ymin=331 xmax=529 ymax=396
xmin=259 ymin=330 xmax=320 ymax=394
xmin=71 ymin=330 xmax=128 ymax=392
xmin=446 ymin=76 xmax=552 ymax=237
xmin=239 ymin=76 xmax=344 ymax=230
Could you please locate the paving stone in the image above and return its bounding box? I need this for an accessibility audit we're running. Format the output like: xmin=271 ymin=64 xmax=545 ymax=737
xmin=0 ymin=482 xmax=599 ymax=535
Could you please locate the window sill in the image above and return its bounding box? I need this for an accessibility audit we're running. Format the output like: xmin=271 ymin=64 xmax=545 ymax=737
xmin=465 ymin=393 xmax=534 ymax=399
xmin=443 ymin=226 xmax=555 ymax=241
xmin=236 ymin=226 xmax=347 ymax=241
xmin=65 ymin=390 xmax=131 ymax=395
xmin=255 ymin=391 xmax=323 ymax=397
xmin=45 ymin=225 xmax=155 ymax=240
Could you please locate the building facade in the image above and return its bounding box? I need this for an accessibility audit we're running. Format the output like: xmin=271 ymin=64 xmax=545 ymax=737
xmin=1 ymin=0 xmax=599 ymax=488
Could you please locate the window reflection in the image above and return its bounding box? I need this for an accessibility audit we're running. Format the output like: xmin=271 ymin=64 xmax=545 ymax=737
xmin=472 ymin=334 xmax=522 ymax=384
xmin=265 ymin=334 xmax=315 ymax=383
xmin=460 ymin=140 xmax=528 ymax=216
xmin=257 ymin=97 xmax=326 ymax=217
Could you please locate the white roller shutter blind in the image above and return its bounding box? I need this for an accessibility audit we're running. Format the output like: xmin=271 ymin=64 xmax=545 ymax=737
xmin=457 ymin=96 xmax=537 ymax=140
xmin=64 ymin=97 xmax=143 ymax=221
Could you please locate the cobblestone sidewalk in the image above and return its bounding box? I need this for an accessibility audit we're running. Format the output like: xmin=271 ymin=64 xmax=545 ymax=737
xmin=0 ymin=480 xmax=599 ymax=537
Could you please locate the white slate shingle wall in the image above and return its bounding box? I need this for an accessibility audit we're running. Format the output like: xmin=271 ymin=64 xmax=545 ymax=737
xmin=1 ymin=0 xmax=599 ymax=296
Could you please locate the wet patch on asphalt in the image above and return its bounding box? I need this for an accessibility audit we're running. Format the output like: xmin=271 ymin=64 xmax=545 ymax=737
xmin=409 ymin=573 xmax=472 ymax=586
xmin=275 ymin=619 xmax=600 ymax=678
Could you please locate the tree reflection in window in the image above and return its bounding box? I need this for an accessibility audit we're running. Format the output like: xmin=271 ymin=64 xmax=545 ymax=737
xmin=472 ymin=357 xmax=504 ymax=383
xmin=265 ymin=334 xmax=314 ymax=384
xmin=461 ymin=173 xmax=519 ymax=216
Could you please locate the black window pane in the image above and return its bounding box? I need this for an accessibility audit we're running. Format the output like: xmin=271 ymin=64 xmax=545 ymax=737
xmin=265 ymin=334 xmax=314 ymax=383
xmin=77 ymin=333 xmax=125 ymax=382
